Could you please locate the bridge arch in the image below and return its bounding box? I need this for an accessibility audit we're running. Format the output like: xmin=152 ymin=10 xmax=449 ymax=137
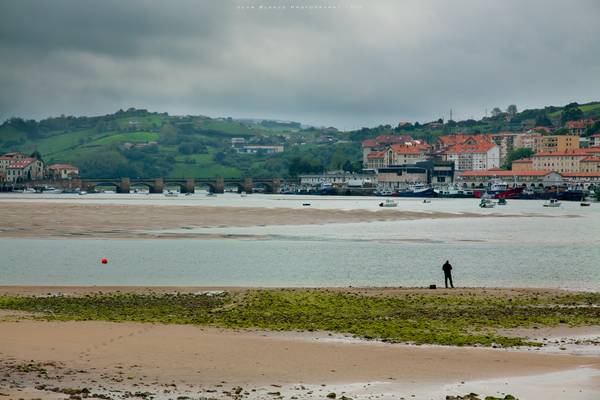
xmin=224 ymin=182 xmax=245 ymax=193
xmin=252 ymin=181 xmax=273 ymax=193
xmin=194 ymin=182 xmax=217 ymax=193
xmin=88 ymin=181 xmax=120 ymax=193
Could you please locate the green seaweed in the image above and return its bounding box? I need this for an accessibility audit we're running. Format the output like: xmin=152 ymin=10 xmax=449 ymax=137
xmin=1 ymin=289 xmax=598 ymax=348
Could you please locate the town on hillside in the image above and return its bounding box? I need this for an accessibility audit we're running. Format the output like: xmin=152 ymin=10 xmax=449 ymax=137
xmin=294 ymin=118 xmax=600 ymax=200
xmin=2 ymin=109 xmax=600 ymax=200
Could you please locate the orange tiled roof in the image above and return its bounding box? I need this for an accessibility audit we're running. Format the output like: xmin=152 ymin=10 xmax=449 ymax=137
xmin=581 ymin=156 xmax=600 ymax=162
xmin=7 ymin=157 xmax=36 ymax=169
xmin=459 ymin=169 xmax=554 ymax=177
xmin=48 ymin=163 xmax=78 ymax=170
xmin=437 ymin=134 xmax=493 ymax=146
xmin=444 ymin=142 xmax=496 ymax=154
xmin=367 ymin=151 xmax=386 ymax=159
xmin=362 ymin=139 xmax=377 ymax=148
xmin=512 ymin=158 xmax=533 ymax=163
xmin=375 ymin=135 xmax=412 ymax=144
xmin=389 ymin=144 xmax=426 ymax=154
xmin=565 ymin=119 xmax=594 ymax=129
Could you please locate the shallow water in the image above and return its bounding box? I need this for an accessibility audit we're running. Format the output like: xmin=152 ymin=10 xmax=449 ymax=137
xmin=0 ymin=193 xmax=599 ymax=290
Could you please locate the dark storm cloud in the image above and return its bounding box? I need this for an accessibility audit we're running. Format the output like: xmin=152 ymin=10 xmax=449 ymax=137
xmin=1 ymin=0 xmax=600 ymax=128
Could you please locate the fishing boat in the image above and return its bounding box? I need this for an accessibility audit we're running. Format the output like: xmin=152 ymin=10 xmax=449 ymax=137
xmin=394 ymin=183 xmax=436 ymax=198
xmin=496 ymin=198 xmax=507 ymax=206
xmin=379 ymin=199 xmax=398 ymax=207
xmin=580 ymin=201 xmax=591 ymax=207
xmin=476 ymin=181 xmax=523 ymax=199
xmin=479 ymin=198 xmax=495 ymax=208
xmin=543 ymin=199 xmax=561 ymax=207
xmin=434 ymin=185 xmax=475 ymax=198
xmin=375 ymin=189 xmax=394 ymax=196
xmin=423 ymin=199 xmax=431 ymax=204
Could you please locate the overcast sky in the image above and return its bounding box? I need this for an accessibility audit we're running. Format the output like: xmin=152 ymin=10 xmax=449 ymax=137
xmin=1 ymin=0 xmax=599 ymax=129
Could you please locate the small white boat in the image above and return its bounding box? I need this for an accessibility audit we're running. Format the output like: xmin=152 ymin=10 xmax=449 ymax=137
xmin=422 ymin=199 xmax=431 ymax=204
xmin=78 ymin=190 xmax=87 ymax=196
xmin=164 ymin=190 xmax=179 ymax=197
xmin=479 ymin=199 xmax=495 ymax=208
xmin=543 ymin=199 xmax=561 ymax=207
xmin=240 ymin=191 xmax=247 ymax=197
xmin=206 ymin=192 xmax=217 ymax=197
xmin=24 ymin=187 xmax=36 ymax=193
xmin=379 ymin=199 xmax=398 ymax=208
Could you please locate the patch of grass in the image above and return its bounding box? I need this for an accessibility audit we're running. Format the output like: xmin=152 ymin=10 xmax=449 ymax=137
xmin=1 ymin=290 xmax=598 ymax=348
xmin=88 ymin=131 xmax=159 ymax=145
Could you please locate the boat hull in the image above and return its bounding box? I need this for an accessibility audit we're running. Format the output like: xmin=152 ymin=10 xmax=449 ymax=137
xmin=394 ymin=188 xmax=437 ymax=198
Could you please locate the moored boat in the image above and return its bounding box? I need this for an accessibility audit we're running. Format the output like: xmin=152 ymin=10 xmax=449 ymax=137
xmin=379 ymin=199 xmax=398 ymax=207
xmin=479 ymin=198 xmax=495 ymax=208
xmin=434 ymin=186 xmax=475 ymax=198
xmin=394 ymin=184 xmax=436 ymax=198
xmin=543 ymin=199 xmax=561 ymax=207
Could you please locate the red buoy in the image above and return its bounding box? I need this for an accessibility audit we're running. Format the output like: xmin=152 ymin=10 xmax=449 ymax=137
xmin=101 ymin=258 xmax=108 ymax=264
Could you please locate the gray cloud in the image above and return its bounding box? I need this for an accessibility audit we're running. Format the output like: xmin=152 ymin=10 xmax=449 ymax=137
xmin=1 ymin=0 xmax=599 ymax=128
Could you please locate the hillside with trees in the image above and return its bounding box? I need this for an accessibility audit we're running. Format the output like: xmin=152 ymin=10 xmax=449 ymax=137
xmin=1 ymin=101 xmax=599 ymax=179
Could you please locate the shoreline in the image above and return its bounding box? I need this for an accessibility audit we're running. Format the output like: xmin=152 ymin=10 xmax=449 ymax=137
xmin=0 ymin=285 xmax=574 ymax=296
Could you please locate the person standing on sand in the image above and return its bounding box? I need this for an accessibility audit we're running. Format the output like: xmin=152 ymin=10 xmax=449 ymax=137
xmin=442 ymin=260 xmax=454 ymax=288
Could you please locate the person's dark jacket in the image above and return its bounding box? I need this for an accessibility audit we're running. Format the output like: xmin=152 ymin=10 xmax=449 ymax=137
xmin=442 ymin=262 xmax=452 ymax=275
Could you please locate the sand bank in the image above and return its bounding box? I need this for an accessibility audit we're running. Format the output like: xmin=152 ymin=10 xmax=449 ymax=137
xmin=0 ymin=201 xmax=525 ymax=239
xmin=1 ymin=319 xmax=598 ymax=400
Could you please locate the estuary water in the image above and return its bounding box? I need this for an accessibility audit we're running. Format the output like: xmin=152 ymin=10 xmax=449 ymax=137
xmin=1 ymin=193 xmax=599 ymax=290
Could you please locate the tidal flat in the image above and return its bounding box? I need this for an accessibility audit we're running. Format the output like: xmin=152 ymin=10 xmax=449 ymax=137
xmin=2 ymin=288 xmax=599 ymax=347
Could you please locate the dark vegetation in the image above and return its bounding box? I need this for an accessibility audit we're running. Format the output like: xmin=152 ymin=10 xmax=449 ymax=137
xmin=1 ymin=289 xmax=598 ymax=348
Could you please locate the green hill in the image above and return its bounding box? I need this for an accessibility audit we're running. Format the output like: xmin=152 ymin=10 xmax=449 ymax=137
xmin=0 ymin=108 xmax=358 ymax=179
xmin=1 ymin=101 xmax=598 ymax=179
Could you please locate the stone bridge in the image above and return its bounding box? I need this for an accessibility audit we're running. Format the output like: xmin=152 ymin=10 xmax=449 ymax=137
xmin=68 ymin=177 xmax=282 ymax=194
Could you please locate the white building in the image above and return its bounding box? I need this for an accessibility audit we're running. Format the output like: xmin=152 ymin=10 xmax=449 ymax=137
xmin=299 ymin=172 xmax=375 ymax=187
xmin=442 ymin=142 xmax=500 ymax=172
xmin=235 ymin=145 xmax=284 ymax=154
xmin=6 ymin=157 xmax=45 ymax=182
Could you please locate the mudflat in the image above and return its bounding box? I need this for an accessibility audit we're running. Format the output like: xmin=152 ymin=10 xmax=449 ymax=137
xmin=1 ymin=318 xmax=599 ymax=400
xmin=0 ymin=201 xmax=522 ymax=239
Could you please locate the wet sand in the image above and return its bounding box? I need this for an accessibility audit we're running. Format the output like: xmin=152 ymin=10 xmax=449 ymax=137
xmin=0 ymin=201 xmax=524 ymax=239
xmin=1 ymin=287 xmax=599 ymax=399
xmin=1 ymin=318 xmax=599 ymax=400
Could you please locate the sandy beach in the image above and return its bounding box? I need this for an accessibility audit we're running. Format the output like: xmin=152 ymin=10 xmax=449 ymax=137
xmin=1 ymin=317 xmax=599 ymax=400
xmin=0 ymin=201 xmax=527 ymax=239
xmin=1 ymin=287 xmax=599 ymax=399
